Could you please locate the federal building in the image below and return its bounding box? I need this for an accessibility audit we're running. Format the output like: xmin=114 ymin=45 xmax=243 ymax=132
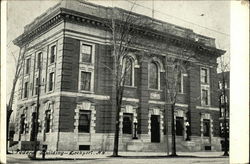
xmin=12 ymin=0 xmax=225 ymax=152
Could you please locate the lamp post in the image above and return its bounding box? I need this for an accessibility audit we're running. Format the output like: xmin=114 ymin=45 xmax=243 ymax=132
xmin=133 ymin=120 xmax=138 ymax=139
xmin=185 ymin=121 xmax=190 ymax=141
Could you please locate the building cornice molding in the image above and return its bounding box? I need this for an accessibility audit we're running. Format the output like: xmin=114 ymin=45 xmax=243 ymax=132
xmin=13 ymin=7 xmax=225 ymax=57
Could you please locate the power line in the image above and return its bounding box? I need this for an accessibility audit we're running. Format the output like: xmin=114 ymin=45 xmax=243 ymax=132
xmin=126 ymin=0 xmax=230 ymax=37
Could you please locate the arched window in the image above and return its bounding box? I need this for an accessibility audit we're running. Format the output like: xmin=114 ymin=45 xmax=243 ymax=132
xmin=124 ymin=58 xmax=133 ymax=86
xmin=149 ymin=62 xmax=159 ymax=89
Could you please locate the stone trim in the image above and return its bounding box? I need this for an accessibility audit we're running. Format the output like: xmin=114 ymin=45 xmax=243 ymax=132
xmin=74 ymin=101 xmax=96 ymax=134
xmin=174 ymin=109 xmax=187 ymax=140
xmin=196 ymin=106 xmax=219 ymax=111
xmin=119 ymin=105 xmax=138 ymax=137
xmin=200 ymin=113 xmax=213 ymax=144
xmin=148 ymin=107 xmax=164 ymax=141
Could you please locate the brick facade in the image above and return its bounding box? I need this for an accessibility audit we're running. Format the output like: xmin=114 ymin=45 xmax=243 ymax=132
xmin=13 ymin=0 xmax=225 ymax=152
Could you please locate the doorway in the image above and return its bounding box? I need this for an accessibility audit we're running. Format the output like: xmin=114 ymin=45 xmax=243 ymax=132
xmin=151 ymin=115 xmax=160 ymax=143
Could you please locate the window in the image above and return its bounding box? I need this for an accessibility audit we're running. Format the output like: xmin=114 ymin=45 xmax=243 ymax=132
xmin=124 ymin=58 xmax=133 ymax=86
xmin=20 ymin=114 xmax=25 ymax=134
xmin=201 ymin=68 xmax=208 ymax=83
xmin=176 ymin=117 xmax=184 ymax=136
xmin=37 ymin=52 xmax=42 ymax=69
xmin=48 ymin=72 xmax=55 ymax=91
xmin=81 ymin=44 xmax=92 ymax=63
xmin=201 ymin=89 xmax=208 ymax=105
xmin=78 ymin=110 xmax=91 ymax=133
xmin=149 ymin=62 xmax=159 ymax=89
xmin=50 ymin=45 xmax=56 ymax=64
xmin=45 ymin=110 xmax=51 ymax=133
xmin=80 ymin=71 xmax=91 ymax=91
xmin=218 ymin=81 xmax=223 ymax=89
xmin=203 ymin=119 xmax=210 ymax=137
xmin=24 ymin=82 xmax=29 ymax=98
xmin=122 ymin=113 xmax=133 ymax=134
xmin=177 ymin=72 xmax=183 ymax=93
xmin=25 ymin=58 xmax=31 ymax=74
xmin=34 ymin=78 xmax=39 ymax=95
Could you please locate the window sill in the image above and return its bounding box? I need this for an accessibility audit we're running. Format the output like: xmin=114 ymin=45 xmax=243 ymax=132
xmin=79 ymin=90 xmax=94 ymax=94
xmin=124 ymin=85 xmax=137 ymax=89
xmin=148 ymin=88 xmax=163 ymax=92
xmin=79 ymin=62 xmax=94 ymax=65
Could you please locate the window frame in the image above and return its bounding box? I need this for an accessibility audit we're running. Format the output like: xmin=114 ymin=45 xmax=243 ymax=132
xmin=48 ymin=72 xmax=55 ymax=92
xmin=201 ymin=88 xmax=209 ymax=106
xmin=78 ymin=110 xmax=91 ymax=133
xmin=45 ymin=110 xmax=51 ymax=133
xmin=149 ymin=61 xmax=160 ymax=90
xmin=80 ymin=44 xmax=93 ymax=63
xmin=25 ymin=58 xmax=31 ymax=75
xmin=122 ymin=57 xmax=135 ymax=87
xmin=122 ymin=113 xmax=133 ymax=134
xmin=36 ymin=52 xmax=42 ymax=69
xmin=200 ymin=67 xmax=209 ymax=84
xmin=49 ymin=44 xmax=57 ymax=64
xmin=23 ymin=82 xmax=29 ymax=98
xmin=203 ymin=119 xmax=210 ymax=137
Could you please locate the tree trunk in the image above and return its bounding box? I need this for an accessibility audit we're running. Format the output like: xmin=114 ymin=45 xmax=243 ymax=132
xmin=171 ymin=104 xmax=177 ymax=156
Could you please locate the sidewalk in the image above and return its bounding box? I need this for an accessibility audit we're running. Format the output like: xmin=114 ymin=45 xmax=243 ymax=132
xmin=7 ymin=151 xmax=228 ymax=160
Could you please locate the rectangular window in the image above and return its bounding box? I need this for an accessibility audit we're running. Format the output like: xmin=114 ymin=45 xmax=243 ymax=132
xmin=25 ymin=58 xmax=31 ymax=74
xmin=50 ymin=45 xmax=56 ymax=64
xmin=45 ymin=110 xmax=51 ymax=133
xmin=34 ymin=78 xmax=39 ymax=95
xmin=201 ymin=68 xmax=208 ymax=83
xmin=122 ymin=113 xmax=133 ymax=134
xmin=80 ymin=71 xmax=91 ymax=91
xmin=37 ymin=52 xmax=42 ymax=69
xmin=176 ymin=117 xmax=184 ymax=136
xmin=177 ymin=72 xmax=183 ymax=93
xmin=24 ymin=82 xmax=29 ymax=98
xmin=20 ymin=114 xmax=25 ymax=134
xmin=48 ymin=72 xmax=54 ymax=91
xmin=201 ymin=89 xmax=208 ymax=105
xmin=81 ymin=44 xmax=92 ymax=63
xmin=78 ymin=110 xmax=91 ymax=133
xmin=203 ymin=119 xmax=210 ymax=137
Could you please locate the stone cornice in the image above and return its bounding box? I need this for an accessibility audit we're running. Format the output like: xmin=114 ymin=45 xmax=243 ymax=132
xmin=13 ymin=7 xmax=226 ymax=57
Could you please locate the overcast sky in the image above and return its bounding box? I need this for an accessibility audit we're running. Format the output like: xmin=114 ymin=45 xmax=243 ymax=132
xmin=6 ymin=0 xmax=230 ymax=100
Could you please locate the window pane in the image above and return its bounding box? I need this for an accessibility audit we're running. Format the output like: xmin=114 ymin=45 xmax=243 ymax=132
xmin=176 ymin=117 xmax=184 ymax=136
xmin=49 ymin=72 xmax=54 ymax=91
xmin=78 ymin=110 xmax=91 ymax=133
xmin=45 ymin=110 xmax=51 ymax=133
xmin=123 ymin=113 xmax=133 ymax=134
xmin=201 ymin=68 xmax=208 ymax=83
xmin=124 ymin=58 xmax=132 ymax=86
xmin=149 ymin=62 xmax=158 ymax=89
xmin=24 ymin=82 xmax=28 ymax=98
xmin=37 ymin=53 xmax=42 ymax=69
xmin=81 ymin=44 xmax=92 ymax=63
xmin=202 ymin=89 xmax=208 ymax=105
xmin=50 ymin=45 xmax=56 ymax=63
xmin=35 ymin=78 xmax=39 ymax=95
xmin=80 ymin=72 xmax=91 ymax=91
xmin=177 ymin=72 xmax=182 ymax=93
xmin=203 ymin=119 xmax=210 ymax=137
xmin=26 ymin=58 xmax=30 ymax=74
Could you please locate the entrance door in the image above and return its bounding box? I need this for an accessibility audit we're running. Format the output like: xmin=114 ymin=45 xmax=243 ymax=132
xmin=151 ymin=115 xmax=160 ymax=143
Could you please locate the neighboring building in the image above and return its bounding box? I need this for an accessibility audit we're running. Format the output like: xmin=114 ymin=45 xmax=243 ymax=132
xmin=12 ymin=0 xmax=225 ymax=152
xmin=217 ymin=71 xmax=230 ymax=150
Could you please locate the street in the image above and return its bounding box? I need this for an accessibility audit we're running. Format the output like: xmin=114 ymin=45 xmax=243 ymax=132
xmin=6 ymin=152 xmax=229 ymax=164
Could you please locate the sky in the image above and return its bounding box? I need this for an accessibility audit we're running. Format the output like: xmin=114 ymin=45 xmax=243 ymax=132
xmin=6 ymin=0 xmax=230 ymax=104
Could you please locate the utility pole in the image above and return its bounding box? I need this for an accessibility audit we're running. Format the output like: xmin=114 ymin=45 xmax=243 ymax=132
xmin=31 ymin=58 xmax=42 ymax=159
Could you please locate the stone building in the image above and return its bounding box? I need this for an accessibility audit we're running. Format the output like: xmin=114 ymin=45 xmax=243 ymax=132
xmin=12 ymin=0 xmax=225 ymax=152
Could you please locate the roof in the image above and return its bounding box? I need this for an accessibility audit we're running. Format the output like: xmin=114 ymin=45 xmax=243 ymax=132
xmin=13 ymin=0 xmax=225 ymax=56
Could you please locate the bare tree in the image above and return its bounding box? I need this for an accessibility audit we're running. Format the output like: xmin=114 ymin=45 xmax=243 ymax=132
xmin=164 ymin=49 xmax=194 ymax=156
xmin=103 ymin=4 xmax=151 ymax=156
xmin=218 ymin=55 xmax=229 ymax=156
xmin=6 ymin=45 xmax=27 ymax=153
